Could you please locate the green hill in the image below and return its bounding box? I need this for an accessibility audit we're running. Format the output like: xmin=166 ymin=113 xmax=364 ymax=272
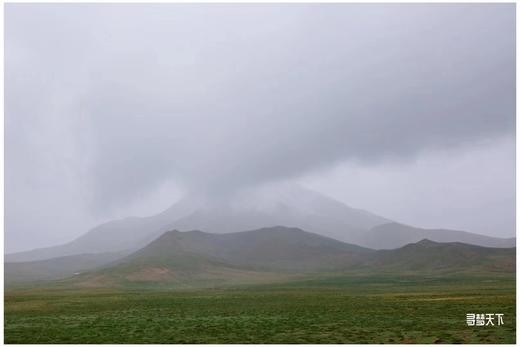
xmin=5 ymin=251 xmax=130 ymax=285
xmin=368 ymin=238 xmax=516 ymax=272
xmin=7 ymin=227 xmax=515 ymax=288
xmin=361 ymin=222 xmax=515 ymax=249
xmin=63 ymin=226 xmax=370 ymax=288
xmin=129 ymin=226 xmax=371 ymax=271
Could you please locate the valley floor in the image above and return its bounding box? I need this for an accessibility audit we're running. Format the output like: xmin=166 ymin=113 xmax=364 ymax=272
xmin=4 ymin=272 xmax=516 ymax=344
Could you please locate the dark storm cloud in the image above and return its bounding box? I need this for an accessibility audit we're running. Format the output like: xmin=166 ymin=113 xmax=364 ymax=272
xmin=5 ymin=4 xmax=515 ymax=250
xmin=90 ymin=4 xmax=514 ymax=203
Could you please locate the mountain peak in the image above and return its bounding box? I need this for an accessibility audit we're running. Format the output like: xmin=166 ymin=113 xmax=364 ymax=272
xmin=416 ymin=238 xmax=437 ymax=246
xmin=6 ymin=182 xmax=514 ymax=264
xmin=50 ymin=226 xmax=515 ymax=289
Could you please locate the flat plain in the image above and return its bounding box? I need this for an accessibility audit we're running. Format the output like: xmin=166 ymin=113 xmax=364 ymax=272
xmin=4 ymin=272 xmax=515 ymax=344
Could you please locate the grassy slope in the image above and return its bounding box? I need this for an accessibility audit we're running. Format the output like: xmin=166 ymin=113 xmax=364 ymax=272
xmin=43 ymin=227 xmax=371 ymax=288
xmin=367 ymin=239 xmax=516 ymax=272
xmin=4 ymin=272 xmax=515 ymax=344
xmin=4 ymin=251 xmax=130 ymax=285
xmin=5 ymin=228 xmax=515 ymax=343
xmin=56 ymin=228 xmax=514 ymax=289
xmin=6 ymin=227 xmax=515 ymax=289
xmin=4 ymin=226 xmax=360 ymax=288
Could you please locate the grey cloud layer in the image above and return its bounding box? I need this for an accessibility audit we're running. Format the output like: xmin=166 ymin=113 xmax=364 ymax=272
xmin=5 ymin=4 xmax=515 ymax=250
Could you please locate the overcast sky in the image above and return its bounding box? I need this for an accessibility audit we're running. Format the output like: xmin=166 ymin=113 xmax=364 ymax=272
xmin=5 ymin=4 xmax=515 ymax=253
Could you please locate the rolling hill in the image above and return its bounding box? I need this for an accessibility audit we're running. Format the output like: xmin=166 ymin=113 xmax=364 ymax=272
xmin=125 ymin=226 xmax=371 ymax=272
xmin=4 ymin=251 xmax=130 ymax=285
xmin=6 ymin=184 xmax=514 ymax=264
xmin=9 ymin=226 xmax=513 ymax=288
xmin=5 ymin=184 xmax=388 ymax=262
xmin=360 ymin=223 xmax=516 ymax=249
xmin=4 ymin=196 xmax=201 ymax=262
xmin=60 ymin=226 xmax=371 ymax=288
xmin=366 ymin=238 xmax=516 ymax=272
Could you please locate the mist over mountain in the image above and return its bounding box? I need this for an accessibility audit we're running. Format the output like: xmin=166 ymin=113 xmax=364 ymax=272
xmin=6 ymin=5 xmax=515 ymax=254
xmin=5 ymin=184 xmax=384 ymax=262
xmin=6 ymin=183 xmax=514 ymax=265
xmin=7 ymin=226 xmax=513 ymax=288
xmin=166 ymin=183 xmax=389 ymax=241
xmin=4 ymin=5 xmax=516 ymax=346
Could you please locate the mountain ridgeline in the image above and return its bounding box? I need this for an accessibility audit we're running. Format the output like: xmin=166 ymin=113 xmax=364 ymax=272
xmin=5 ymin=185 xmax=515 ymax=263
xmin=6 ymin=226 xmax=515 ymax=288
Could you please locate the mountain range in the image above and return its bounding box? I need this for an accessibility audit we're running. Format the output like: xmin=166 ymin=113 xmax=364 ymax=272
xmin=5 ymin=184 xmax=515 ymax=264
xmin=6 ymin=226 xmax=515 ymax=287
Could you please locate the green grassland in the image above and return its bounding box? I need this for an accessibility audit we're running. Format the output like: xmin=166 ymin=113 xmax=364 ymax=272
xmin=4 ymin=272 xmax=516 ymax=344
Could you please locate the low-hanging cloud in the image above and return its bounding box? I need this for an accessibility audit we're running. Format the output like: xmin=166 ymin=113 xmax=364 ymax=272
xmin=5 ymin=4 xmax=515 ymax=249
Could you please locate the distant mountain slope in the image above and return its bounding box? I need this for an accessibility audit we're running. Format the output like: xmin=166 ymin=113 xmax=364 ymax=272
xmin=19 ymin=226 xmax=510 ymax=289
xmin=6 ymin=184 xmax=389 ymax=262
xmin=368 ymin=239 xmax=515 ymax=272
xmin=5 ymin=251 xmax=130 ymax=285
xmin=5 ymin=196 xmax=202 ymax=262
xmin=359 ymin=223 xmax=516 ymax=249
xmin=35 ymin=226 xmax=370 ymax=288
xmin=6 ymin=184 xmax=514 ymax=264
xmin=127 ymin=226 xmax=371 ymax=272
xmin=166 ymin=184 xmax=389 ymax=240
